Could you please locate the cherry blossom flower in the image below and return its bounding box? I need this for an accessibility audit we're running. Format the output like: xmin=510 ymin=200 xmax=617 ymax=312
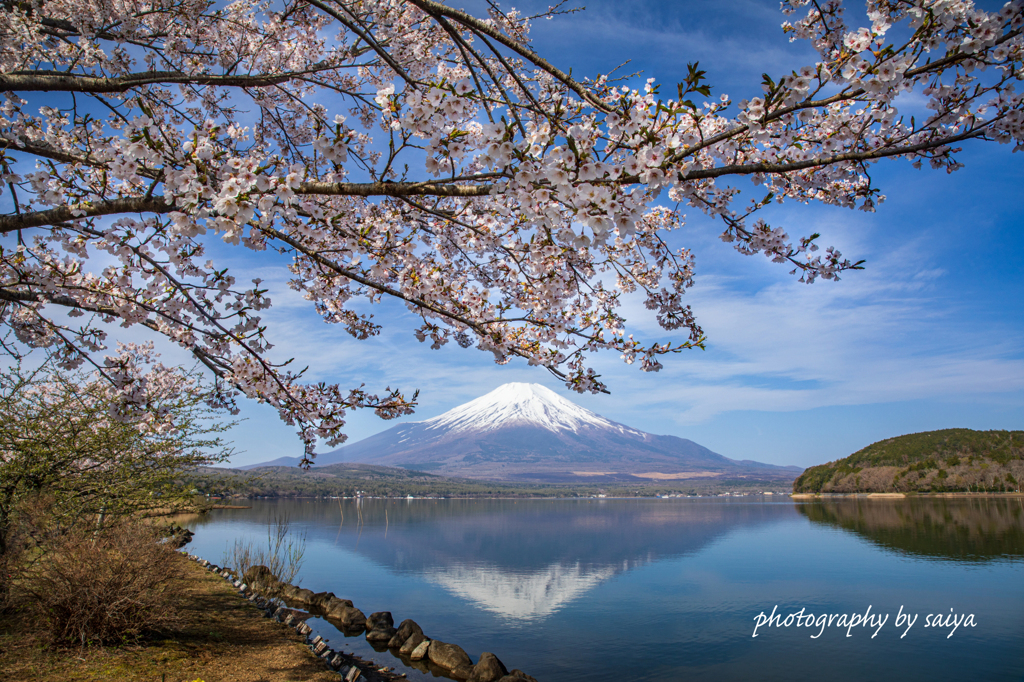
xmin=0 ymin=0 xmax=1021 ymax=460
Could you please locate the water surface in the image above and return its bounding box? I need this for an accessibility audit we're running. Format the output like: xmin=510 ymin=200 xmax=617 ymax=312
xmin=186 ymin=497 xmax=1024 ymax=681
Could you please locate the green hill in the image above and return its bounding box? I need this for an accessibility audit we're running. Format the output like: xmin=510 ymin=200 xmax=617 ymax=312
xmin=793 ymin=429 xmax=1024 ymax=494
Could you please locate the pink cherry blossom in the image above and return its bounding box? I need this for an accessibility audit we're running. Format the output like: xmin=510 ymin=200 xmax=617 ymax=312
xmin=1 ymin=0 xmax=1022 ymax=461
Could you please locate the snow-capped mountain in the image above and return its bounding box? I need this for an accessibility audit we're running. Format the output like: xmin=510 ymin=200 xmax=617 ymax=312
xmin=250 ymin=382 xmax=801 ymax=481
xmin=421 ymin=382 xmax=639 ymax=435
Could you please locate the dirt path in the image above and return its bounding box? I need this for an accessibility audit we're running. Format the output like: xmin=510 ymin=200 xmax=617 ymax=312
xmin=0 ymin=556 xmax=340 ymax=682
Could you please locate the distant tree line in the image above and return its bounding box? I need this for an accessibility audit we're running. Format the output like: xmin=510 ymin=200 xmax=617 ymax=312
xmin=185 ymin=466 xmax=791 ymax=499
xmin=794 ymin=429 xmax=1024 ymax=494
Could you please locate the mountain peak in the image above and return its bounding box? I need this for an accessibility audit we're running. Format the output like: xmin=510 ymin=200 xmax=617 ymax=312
xmin=422 ymin=382 xmax=618 ymax=434
xmin=250 ymin=381 xmax=802 ymax=482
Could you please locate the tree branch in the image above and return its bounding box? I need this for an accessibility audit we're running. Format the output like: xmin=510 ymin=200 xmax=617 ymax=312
xmin=297 ymin=179 xmax=494 ymax=197
xmin=405 ymin=0 xmax=613 ymax=113
xmin=0 ymin=181 xmax=495 ymax=233
xmin=0 ymin=70 xmax=305 ymax=93
xmin=680 ymin=127 xmax=989 ymax=181
xmin=0 ymin=197 xmax=175 ymax=233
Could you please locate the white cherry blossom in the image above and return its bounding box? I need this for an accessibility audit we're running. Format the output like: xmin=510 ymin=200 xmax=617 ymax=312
xmin=1 ymin=0 xmax=1022 ymax=461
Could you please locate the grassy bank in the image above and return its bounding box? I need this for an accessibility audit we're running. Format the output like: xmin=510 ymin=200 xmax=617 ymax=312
xmin=0 ymin=554 xmax=338 ymax=682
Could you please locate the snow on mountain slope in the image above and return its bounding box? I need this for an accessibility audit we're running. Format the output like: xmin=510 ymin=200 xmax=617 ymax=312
xmin=245 ymin=382 xmax=801 ymax=481
xmin=421 ymin=382 xmax=642 ymax=436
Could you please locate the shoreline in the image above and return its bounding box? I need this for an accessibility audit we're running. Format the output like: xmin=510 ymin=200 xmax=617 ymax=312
xmin=183 ymin=552 xmax=538 ymax=682
xmin=205 ymin=492 xmax=793 ymax=501
xmin=203 ymin=492 xmax=1024 ymax=502
xmin=791 ymin=492 xmax=1024 ymax=499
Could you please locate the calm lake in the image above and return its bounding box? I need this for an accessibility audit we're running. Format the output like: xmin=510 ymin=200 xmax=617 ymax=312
xmin=185 ymin=497 xmax=1024 ymax=682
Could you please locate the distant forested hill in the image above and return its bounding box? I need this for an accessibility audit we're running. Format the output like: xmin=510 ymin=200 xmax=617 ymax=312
xmin=183 ymin=462 xmax=792 ymax=498
xmin=793 ymin=429 xmax=1024 ymax=494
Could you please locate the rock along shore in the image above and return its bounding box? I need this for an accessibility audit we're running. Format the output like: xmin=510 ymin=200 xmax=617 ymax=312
xmin=181 ymin=551 xmax=539 ymax=682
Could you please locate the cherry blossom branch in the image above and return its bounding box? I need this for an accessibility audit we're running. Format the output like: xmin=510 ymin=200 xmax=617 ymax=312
xmin=406 ymin=0 xmax=614 ymax=112
xmin=681 ymin=126 xmax=991 ymax=180
xmin=1 ymin=0 xmax=1019 ymax=454
xmin=0 ymin=69 xmax=327 ymax=93
xmin=0 ymin=181 xmax=496 ymax=233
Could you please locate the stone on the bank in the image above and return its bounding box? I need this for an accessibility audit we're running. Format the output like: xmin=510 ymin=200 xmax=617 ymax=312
xmin=364 ymin=609 xmax=396 ymax=640
xmin=366 ymin=611 xmax=394 ymax=631
xmin=496 ymin=670 xmax=539 ymax=682
xmin=310 ymin=591 xmax=335 ymax=609
xmin=366 ymin=626 xmax=397 ymax=643
xmin=243 ymin=565 xmax=279 ymax=593
xmin=470 ymin=652 xmax=509 ymax=682
xmin=329 ymin=606 xmax=366 ymax=630
xmin=324 ymin=597 xmax=354 ymax=614
xmin=428 ymin=641 xmax=473 ymax=671
xmin=452 ymin=664 xmax=476 ymax=681
xmin=409 ymin=638 xmax=431 ymax=661
xmin=399 ymin=631 xmax=426 ymax=656
xmin=388 ymin=619 xmax=424 ymax=648
xmin=291 ymin=587 xmax=316 ymax=605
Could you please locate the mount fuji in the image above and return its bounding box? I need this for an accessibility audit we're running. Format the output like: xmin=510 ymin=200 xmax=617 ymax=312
xmin=248 ymin=383 xmax=801 ymax=482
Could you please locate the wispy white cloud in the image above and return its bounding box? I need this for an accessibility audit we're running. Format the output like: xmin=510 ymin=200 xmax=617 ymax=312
xmin=155 ymin=0 xmax=1024 ymax=465
xmin=212 ymin=173 xmax=1024 ymax=466
xmin=575 ymin=229 xmax=1024 ymax=419
xmin=526 ymin=0 xmax=816 ymax=92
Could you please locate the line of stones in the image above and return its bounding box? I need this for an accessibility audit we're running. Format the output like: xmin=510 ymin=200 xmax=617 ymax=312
xmin=182 ymin=551 xmax=385 ymax=682
xmin=181 ymin=551 xmax=538 ymax=682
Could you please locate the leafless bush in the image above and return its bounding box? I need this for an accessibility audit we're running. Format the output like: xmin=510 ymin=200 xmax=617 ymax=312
xmin=224 ymin=514 xmax=306 ymax=590
xmin=0 ymin=546 xmax=17 ymax=612
xmin=0 ymin=517 xmax=23 ymax=612
xmin=27 ymin=519 xmax=185 ymax=646
xmin=0 ymin=493 xmax=58 ymax=612
xmin=0 ymin=522 xmax=30 ymax=613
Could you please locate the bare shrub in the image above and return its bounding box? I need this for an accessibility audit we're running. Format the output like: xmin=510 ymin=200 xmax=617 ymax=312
xmin=0 ymin=493 xmax=59 ymax=612
xmin=224 ymin=514 xmax=306 ymax=591
xmin=0 ymin=546 xmax=17 ymax=612
xmin=27 ymin=519 xmax=186 ymax=646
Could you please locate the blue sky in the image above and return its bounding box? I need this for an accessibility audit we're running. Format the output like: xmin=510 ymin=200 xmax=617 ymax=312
xmin=11 ymin=1 xmax=1015 ymax=468
xmin=206 ymin=0 xmax=1023 ymax=469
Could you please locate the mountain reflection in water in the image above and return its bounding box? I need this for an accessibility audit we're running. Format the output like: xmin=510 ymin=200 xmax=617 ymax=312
xmin=194 ymin=498 xmax=793 ymax=620
xmin=798 ymin=497 xmax=1024 ymax=562
xmin=424 ymin=562 xmax=618 ymax=620
xmin=186 ymin=497 xmax=1024 ymax=682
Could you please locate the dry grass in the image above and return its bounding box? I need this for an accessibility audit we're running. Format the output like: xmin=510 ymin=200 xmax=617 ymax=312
xmin=28 ymin=522 xmax=187 ymax=646
xmin=0 ymin=555 xmax=338 ymax=682
xmin=224 ymin=515 xmax=305 ymax=589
